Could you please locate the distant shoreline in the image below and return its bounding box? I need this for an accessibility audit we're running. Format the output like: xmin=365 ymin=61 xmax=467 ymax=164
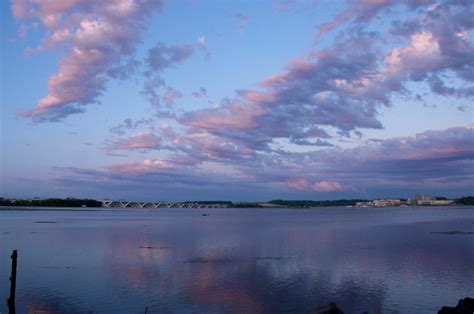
xmin=0 ymin=204 xmax=473 ymax=211
xmin=1 ymin=207 xmax=473 ymax=213
xmin=1 ymin=196 xmax=473 ymax=209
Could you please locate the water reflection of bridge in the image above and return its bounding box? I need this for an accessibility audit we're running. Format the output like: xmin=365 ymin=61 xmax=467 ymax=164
xmin=101 ymin=200 xmax=224 ymax=209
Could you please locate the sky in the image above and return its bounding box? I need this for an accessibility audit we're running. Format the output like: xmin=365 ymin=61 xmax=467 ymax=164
xmin=0 ymin=0 xmax=473 ymax=201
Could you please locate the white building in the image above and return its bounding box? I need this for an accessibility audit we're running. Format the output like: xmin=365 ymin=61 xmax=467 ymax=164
xmin=407 ymin=195 xmax=454 ymax=206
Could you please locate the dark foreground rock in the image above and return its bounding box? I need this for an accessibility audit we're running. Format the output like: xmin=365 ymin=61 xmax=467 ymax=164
xmin=306 ymin=303 xmax=343 ymax=314
xmin=439 ymin=297 xmax=474 ymax=314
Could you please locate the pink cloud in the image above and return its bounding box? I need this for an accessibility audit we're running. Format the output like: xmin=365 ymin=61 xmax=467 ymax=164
xmin=186 ymin=132 xmax=255 ymax=160
xmin=162 ymin=87 xmax=183 ymax=106
xmin=312 ymin=181 xmax=343 ymax=192
xmin=107 ymin=159 xmax=172 ymax=175
xmin=277 ymin=126 xmax=474 ymax=194
xmin=108 ymin=131 xmax=162 ymax=152
xmin=14 ymin=0 xmax=163 ymax=122
xmin=286 ymin=179 xmax=310 ymax=191
xmin=286 ymin=179 xmax=343 ymax=192
xmin=12 ymin=0 xmax=81 ymax=27
xmin=240 ymin=91 xmax=277 ymax=104
xmin=361 ymin=126 xmax=474 ymax=161
xmin=184 ymin=101 xmax=266 ymax=131
xmin=316 ymin=10 xmax=356 ymax=38
xmin=315 ymin=0 xmax=429 ymax=38
xmin=259 ymin=73 xmax=289 ymax=87
xmin=59 ymin=126 xmax=474 ymax=198
xmin=384 ymin=32 xmax=442 ymax=77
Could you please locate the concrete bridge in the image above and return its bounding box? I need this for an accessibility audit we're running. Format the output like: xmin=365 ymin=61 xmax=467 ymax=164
xmin=101 ymin=200 xmax=225 ymax=209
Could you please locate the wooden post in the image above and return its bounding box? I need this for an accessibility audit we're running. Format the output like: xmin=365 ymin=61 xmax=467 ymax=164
xmin=7 ymin=250 xmax=17 ymax=314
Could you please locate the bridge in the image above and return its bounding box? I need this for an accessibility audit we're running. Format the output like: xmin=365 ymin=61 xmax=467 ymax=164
xmin=101 ymin=200 xmax=225 ymax=209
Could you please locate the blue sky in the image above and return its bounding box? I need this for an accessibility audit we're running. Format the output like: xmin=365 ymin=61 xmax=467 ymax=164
xmin=1 ymin=0 xmax=473 ymax=201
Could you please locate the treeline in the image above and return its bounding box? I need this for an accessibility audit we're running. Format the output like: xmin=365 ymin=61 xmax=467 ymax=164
xmin=0 ymin=198 xmax=102 ymax=207
xmin=268 ymin=199 xmax=369 ymax=207
xmin=456 ymin=196 xmax=474 ymax=205
xmin=232 ymin=202 xmax=263 ymax=208
xmin=186 ymin=201 xmax=234 ymax=206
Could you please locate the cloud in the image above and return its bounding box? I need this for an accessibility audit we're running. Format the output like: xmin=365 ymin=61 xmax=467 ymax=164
xmin=179 ymin=1 xmax=473 ymax=157
xmin=235 ymin=13 xmax=250 ymax=32
xmin=107 ymin=131 xmax=162 ymax=152
xmin=162 ymin=87 xmax=183 ymax=106
xmin=14 ymin=0 xmax=163 ymax=122
xmin=198 ymin=36 xmax=206 ymax=47
xmin=142 ymin=40 xmax=207 ymax=117
xmin=196 ymin=35 xmax=210 ymax=59
xmin=285 ymin=178 xmax=310 ymax=191
xmin=107 ymin=159 xmax=172 ymax=175
xmin=192 ymin=87 xmax=208 ymax=98
xmin=278 ymin=126 xmax=474 ymax=195
xmin=313 ymin=181 xmax=343 ymax=192
xmin=272 ymin=0 xmax=300 ymax=12
xmin=184 ymin=99 xmax=266 ymax=132
xmin=181 ymin=32 xmax=384 ymax=150
xmin=107 ymin=58 xmax=141 ymax=80
xmin=317 ymin=1 xmax=474 ymax=98
xmin=315 ymin=0 xmax=429 ymax=38
xmin=109 ymin=118 xmax=154 ymax=136
xmin=58 ymin=126 xmax=474 ymax=199
xmin=146 ymin=42 xmax=195 ymax=73
xmin=263 ymin=126 xmax=473 ymax=194
xmin=15 ymin=1 xmax=472 ymax=198
xmin=289 ymin=138 xmax=334 ymax=147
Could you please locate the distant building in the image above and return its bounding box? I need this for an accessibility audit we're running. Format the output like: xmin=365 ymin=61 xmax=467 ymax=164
xmin=372 ymin=199 xmax=404 ymax=207
xmin=408 ymin=194 xmax=433 ymax=205
xmin=407 ymin=195 xmax=454 ymax=206
xmin=356 ymin=199 xmax=406 ymax=207
xmin=430 ymin=199 xmax=454 ymax=206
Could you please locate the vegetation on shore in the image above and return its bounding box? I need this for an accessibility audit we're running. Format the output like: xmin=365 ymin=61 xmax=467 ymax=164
xmin=231 ymin=202 xmax=264 ymax=208
xmin=184 ymin=201 xmax=234 ymax=206
xmin=0 ymin=198 xmax=102 ymax=207
xmin=268 ymin=199 xmax=369 ymax=207
xmin=456 ymin=196 xmax=474 ymax=205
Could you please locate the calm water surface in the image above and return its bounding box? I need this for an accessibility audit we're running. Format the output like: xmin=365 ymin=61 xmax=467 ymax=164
xmin=0 ymin=206 xmax=473 ymax=313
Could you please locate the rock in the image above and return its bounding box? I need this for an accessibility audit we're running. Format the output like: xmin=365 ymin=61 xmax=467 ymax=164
xmin=438 ymin=297 xmax=474 ymax=314
xmin=306 ymin=303 xmax=344 ymax=314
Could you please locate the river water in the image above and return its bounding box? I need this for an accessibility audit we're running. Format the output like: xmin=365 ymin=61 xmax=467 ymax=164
xmin=0 ymin=206 xmax=473 ymax=313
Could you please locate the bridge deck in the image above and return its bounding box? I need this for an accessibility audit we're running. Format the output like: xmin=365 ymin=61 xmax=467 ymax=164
xmin=101 ymin=201 xmax=224 ymax=209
